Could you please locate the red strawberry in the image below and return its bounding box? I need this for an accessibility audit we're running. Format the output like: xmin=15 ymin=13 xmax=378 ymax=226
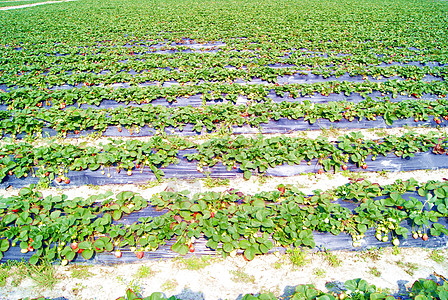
xmin=135 ymin=164 xmax=140 ymax=168
xmin=78 ymin=248 xmax=84 ymax=253
xmin=74 ymin=130 xmax=80 ymax=134
xmin=56 ymin=177 xmax=62 ymax=183
xmin=45 ymin=172 xmax=50 ymax=177
xmin=422 ymin=234 xmax=429 ymax=241
xmin=210 ymin=211 xmax=215 ymax=218
xmin=277 ymin=185 xmax=286 ymax=195
xmin=317 ymin=169 xmax=324 ymax=175
xmin=342 ymin=165 xmax=348 ymax=171
xmin=8 ymin=170 xmax=13 ymax=176
xmin=136 ymin=251 xmax=144 ymax=259
xmin=118 ymin=127 xmax=122 ymax=132
xmin=189 ymin=245 xmax=195 ymax=253
xmin=114 ymin=250 xmax=122 ymax=258
xmin=361 ymin=164 xmax=368 ymax=169
xmin=71 ymin=242 xmax=79 ymax=250
xmin=64 ymin=178 xmax=70 ymax=184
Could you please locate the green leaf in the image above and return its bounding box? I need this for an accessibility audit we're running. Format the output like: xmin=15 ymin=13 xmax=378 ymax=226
xmin=171 ymin=242 xmax=189 ymax=255
xmin=370 ymin=293 xmax=387 ymax=300
xmin=262 ymin=219 xmax=274 ymax=227
xmin=252 ymin=199 xmax=265 ymax=208
xmin=125 ymin=289 xmax=140 ymax=300
xmin=50 ymin=211 xmax=61 ymax=220
xmin=117 ymin=191 xmax=134 ymax=202
xmin=146 ymin=292 xmax=166 ymax=300
xmin=239 ymin=240 xmax=251 ymax=249
xmin=244 ymin=246 xmax=256 ymax=261
xmin=112 ymin=210 xmax=122 ymax=221
xmin=190 ymin=204 xmax=201 ymax=212
xmin=357 ymin=224 xmax=367 ymax=233
xmin=19 ymin=187 xmax=32 ymax=196
xmin=0 ymin=239 xmax=9 ymax=252
xmin=206 ymin=240 xmax=218 ymax=250
xmin=223 ymin=242 xmax=234 ymax=253
xmin=82 ymin=249 xmax=94 ymax=260
xmin=29 ymin=254 xmax=40 ymax=265
xmin=78 ymin=241 xmax=92 ymax=250
xmin=244 ymin=170 xmax=252 ymax=180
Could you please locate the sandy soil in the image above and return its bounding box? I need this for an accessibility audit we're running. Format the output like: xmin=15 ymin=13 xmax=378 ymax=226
xmin=0 ymin=0 xmax=76 ymax=10
xmin=0 ymin=248 xmax=446 ymax=300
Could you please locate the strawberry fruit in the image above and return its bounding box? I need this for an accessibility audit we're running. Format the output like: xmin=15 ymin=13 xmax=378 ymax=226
xmin=71 ymin=242 xmax=78 ymax=250
xmin=136 ymin=251 xmax=144 ymax=259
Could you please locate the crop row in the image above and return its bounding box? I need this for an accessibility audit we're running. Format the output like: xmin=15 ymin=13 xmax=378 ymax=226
xmin=2 ymin=97 xmax=448 ymax=137
xmin=0 ymin=131 xmax=446 ymax=182
xmin=2 ymin=62 xmax=447 ymax=88
xmin=115 ymin=278 xmax=448 ymax=300
xmin=1 ymin=80 xmax=447 ymax=109
xmin=2 ymin=48 xmax=446 ymax=83
xmin=1 ymin=0 xmax=446 ymax=54
xmin=0 ymin=178 xmax=447 ymax=264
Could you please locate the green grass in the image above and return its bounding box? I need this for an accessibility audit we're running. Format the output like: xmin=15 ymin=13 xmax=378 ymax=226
xmin=70 ymin=265 xmax=94 ymax=280
xmin=287 ymin=248 xmax=308 ymax=268
xmin=175 ymin=255 xmax=215 ymax=271
xmin=230 ymin=270 xmax=256 ymax=284
xmin=322 ymin=251 xmax=342 ymax=268
xmin=428 ymin=249 xmax=446 ymax=263
xmin=134 ymin=265 xmax=155 ymax=279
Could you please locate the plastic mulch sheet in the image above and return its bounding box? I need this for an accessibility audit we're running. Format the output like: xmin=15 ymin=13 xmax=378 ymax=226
xmin=1 ymin=151 xmax=448 ymax=189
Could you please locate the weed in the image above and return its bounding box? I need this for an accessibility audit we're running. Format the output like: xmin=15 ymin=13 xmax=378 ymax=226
xmin=372 ymin=128 xmax=388 ymax=138
xmin=138 ymin=179 xmax=164 ymax=189
xmin=117 ymin=275 xmax=143 ymax=295
xmin=230 ymin=270 xmax=256 ymax=284
xmin=287 ymin=248 xmax=308 ymax=268
xmin=326 ymin=172 xmax=336 ymax=180
xmin=392 ymin=246 xmax=400 ymax=256
xmin=72 ymin=283 xmax=87 ymax=297
xmin=25 ymin=261 xmax=60 ymax=290
xmin=161 ymin=279 xmax=178 ymax=291
xmin=396 ymin=261 xmax=418 ymax=276
xmin=0 ymin=269 xmax=7 ymax=287
xmin=70 ymin=265 xmax=94 ymax=279
xmin=128 ymin=279 xmax=143 ymax=295
xmin=134 ymin=265 xmax=155 ymax=279
xmin=368 ymin=266 xmax=381 ymax=277
xmin=428 ymin=249 xmax=446 ymax=263
xmin=313 ymin=268 xmax=326 ymax=278
xmin=377 ymin=170 xmax=389 ymax=178
xmin=203 ymin=175 xmax=229 ymax=188
xmin=320 ymin=126 xmax=340 ymax=138
xmin=175 ymin=255 xmax=213 ymax=270
xmin=323 ymin=251 xmax=342 ymax=268
xmin=87 ymin=184 xmax=100 ymax=190
xmin=257 ymin=174 xmax=271 ymax=185
xmin=358 ymin=247 xmax=384 ymax=261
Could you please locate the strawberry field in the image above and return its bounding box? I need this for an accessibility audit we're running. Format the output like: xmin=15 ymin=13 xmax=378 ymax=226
xmin=0 ymin=0 xmax=448 ymax=298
